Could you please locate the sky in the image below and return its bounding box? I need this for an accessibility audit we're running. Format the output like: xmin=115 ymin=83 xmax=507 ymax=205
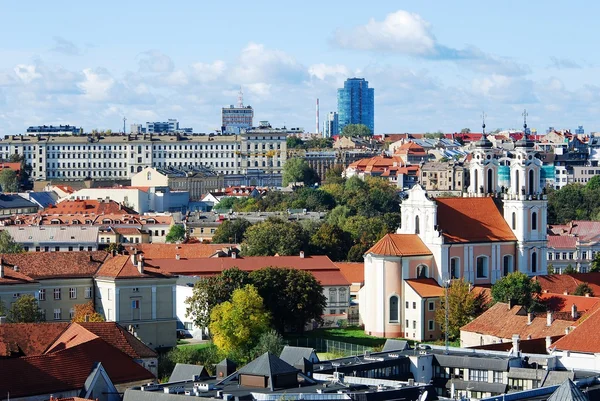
xmin=0 ymin=0 xmax=599 ymax=135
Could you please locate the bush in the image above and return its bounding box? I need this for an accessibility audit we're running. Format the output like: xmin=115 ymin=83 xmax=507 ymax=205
xmin=157 ymin=344 xmax=221 ymax=380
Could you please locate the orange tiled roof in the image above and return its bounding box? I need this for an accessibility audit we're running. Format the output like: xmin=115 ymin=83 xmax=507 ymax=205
xmin=461 ymin=302 xmax=574 ymax=340
xmin=436 ymin=197 xmax=517 ymax=243
xmin=129 ymin=243 xmax=237 ymax=259
xmin=0 ymin=162 xmax=21 ymax=172
xmin=0 ymin=323 xmax=69 ymax=357
xmin=534 ymin=273 xmax=600 ymax=296
xmin=0 ymin=252 xmax=108 ymax=280
xmin=405 ymin=278 xmax=444 ymax=298
xmin=0 ymin=338 xmax=154 ymax=398
xmin=45 ymin=199 xmax=135 ymax=215
xmin=540 ymin=293 xmax=600 ymax=314
xmin=47 ymin=322 xmax=157 ymax=359
xmin=95 ymin=255 xmax=172 ymax=279
xmin=335 ymin=262 xmax=364 ymax=284
xmin=551 ymin=305 xmax=600 ymax=353
xmin=366 ymin=234 xmax=432 ymax=257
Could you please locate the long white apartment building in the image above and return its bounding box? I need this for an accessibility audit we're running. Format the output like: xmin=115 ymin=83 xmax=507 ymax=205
xmin=0 ymin=127 xmax=288 ymax=181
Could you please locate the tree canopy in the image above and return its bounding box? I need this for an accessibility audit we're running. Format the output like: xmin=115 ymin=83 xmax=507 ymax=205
xmin=0 ymin=231 xmax=23 ymax=253
xmin=341 ymin=124 xmax=371 ymax=137
xmin=211 ymin=219 xmax=251 ymax=244
xmin=7 ymin=295 xmax=45 ymax=323
xmin=186 ymin=267 xmax=250 ymax=329
xmin=209 ymin=285 xmax=271 ymax=356
xmin=166 ymin=224 xmax=186 ymax=243
xmin=0 ymin=169 xmax=19 ymax=192
xmin=435 ymin=279 xmax=478 ymax=340
xmin=547 ymin=181 xmax=600 ymax=224
xmin=242 ymin=218 xmax=308 ymax=256
xmin=491 ymin=271 xmax=542 ymax=312
xmin=574 ymin=282 xmax=594 ymax=297
xmin=282 ymin=158 xmax=319 ymax=187
xmin=249 ymin=267 xmax=327 ymax=332
xmin=72 ymin=301 xmax=105 ymax=322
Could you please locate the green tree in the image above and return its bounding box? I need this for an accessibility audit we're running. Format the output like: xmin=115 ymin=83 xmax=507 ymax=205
xmin=107 ymin=242 xmax=124 ymax=254
xmin=586 ymin=175 xmax=600 ymax=192
xmin=590 ymin=253 xmax=600 ymax=272
xmin=72 ymin=301 xmax=105 ymax=322
xmin=282 ymin=158 xmax=319 ymax=187
xmin=213 ymin=197 xmax=241 ymax=210
xmin=347 ymin=242 xmax=371 ymax=262
xmin=212 ymin=219 xmax=251 ymax=243
xmin=186 ymin=267 xmax=250 ymax=329
xmin=341 ymin=124 xmax=371 ymax=137
xmin=286 ymin=136 xmax=305 ymax=149
xmin=165 ymin=224 xmax=186 ymax=243
xmin=460 ymin=128 xmax=471 ymax=133
xmin=252 ymin=329 xmax=285 ymax=358
xmin=491 ymin=271 xmax=542 ymax=312
xmin=574 ymin=282 xmax=594 ymax=297
xmin=324 ymin=165 xmax=345 ymax=185
xmin=547 ymin=263 xmax=555 ymax=275
xmin=0 ymin=231 xmax=23 ymax=253
xmin=7 ymin=295 xmax=45 ymax=323
xmin=242 ymin=218 xmax=307 ymax=256
xmin=309 ymin=223 xmax=351 ymax=261
xmin=0 ymin=169 xmax=19 ymax=192
xmin=435 ymin=279 xmax=477 ymax=340
xmin=209 ymin=285 xmax=271 ymax=356
xmin=563 ymin=264 xmax=577 ymax=274
xmin=249 ymin=267 xmax=327 ymax=332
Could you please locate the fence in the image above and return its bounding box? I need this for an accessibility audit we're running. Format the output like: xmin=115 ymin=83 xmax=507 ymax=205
xmin=286 ymin=337 xmax=372 ymax=357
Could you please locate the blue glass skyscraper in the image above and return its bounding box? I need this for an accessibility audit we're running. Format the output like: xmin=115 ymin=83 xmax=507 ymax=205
xmin=337 ymin=78 xmax=374 ymax=134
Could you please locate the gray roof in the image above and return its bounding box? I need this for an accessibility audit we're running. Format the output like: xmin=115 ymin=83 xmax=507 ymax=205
xmin=237 ymin=352 xmax=299 ymax=377
xmin=5 ymin=225 xmax=99 ymax=244
xmin=168 ymin=363 xmax=209 ymax=383
xmin=217 ymin=358 xmax=237 ymax=369
xmin=508 ymin=367 xmax=546 ymax=380
xmin=279 ymin=346 xmax=318 ymax=365
xmin=547 ymin=379 xmax=588 ymax=401
xmin=544 ymin=370 xmax=576 ymax=387
xmin=434 ymin=354 xmax=510 ymax=371
xmin=448 ymin=379 xmax=507 ymax=394
xmin=382 ymin=339 xmax=410 ymax=352
xmin=0 ymin=194 xmax=37 ymax=209
xmin=18 ymin=192 xmax=57 ymax=208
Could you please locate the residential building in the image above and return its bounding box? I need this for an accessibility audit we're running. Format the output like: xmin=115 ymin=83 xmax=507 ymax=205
xmin=547 ymin=220 xmax=600 ymax=273
xmin=337 ymin=78 xmax=375 ymax=134
xmin=0 ymin=194 xmax=38 ymax=217
xmin=5 ymin=225 xmax=100 ymax=252
xmin=419 ymin=161 xmax=466 ymax=196
xmin=0 ymin=130 xmax=287 ymax=182
xmin=26 ymin=124 xmax=82 ymax=134
xmin=323 ymin=111 xmax=338 ymax=138
xmin=222 ymin=105 xmax=254 ymax=134
xmin=94 ymin=254 xmax=178 ymax=348
xmin=394 ymin=142 xmax=430 ymax=165
xmin=131 ymin=166 xmax=224 ymax=201
xmin=344 ymin=155 xmax=419 ymax=188
xmin=534 ymin=272 xmax=600 ymax=296
xmin=146 ymin=119 xmax=192 ymax=134
xmin=361 ymin=137 xmax=548 ymax=339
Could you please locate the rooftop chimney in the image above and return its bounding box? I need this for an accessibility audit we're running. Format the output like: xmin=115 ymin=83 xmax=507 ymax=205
xmin=137 ymin=255 xmax=144 ymax=274
xmin=512 ymin=334 xmax=520 ymax=355
xmin=545 ymin=336 xmax=552 ymax=351
xmin=508 ymin=299 xmax=514 ymax=309
xmin=300 ymin=251 xmax=305 ymax=259
xmin=563 ymin=290 xmax=569 ymax=295
xmin=176 ymin=254 xmax=181 ymax=260
xmin=0 ymin=258 xmax=4 ymax=278
xmin=527 ymin=312 xmax=533 ymax=325
xmin=130 ymin=254 xmax=137 ymax=266
xmin=571 ymin=304 xmax=578 ymax=319
xmin=547 ymin=311 xmax=553 ymax=327
xmin=13 ymin=265 xmax=19 ymax=272
xmin=231 ymin=252 xmax=237 ymax=259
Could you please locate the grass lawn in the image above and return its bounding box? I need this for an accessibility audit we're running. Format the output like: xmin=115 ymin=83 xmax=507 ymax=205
xmin=177 ymin=341 xmax=212 ymax=351
xmin=285 ymin=326 xmax=388 ymax=348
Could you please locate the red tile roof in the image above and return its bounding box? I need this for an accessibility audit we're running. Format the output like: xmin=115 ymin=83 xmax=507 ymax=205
xmin=366 ymin=234 xmax=432 ymax=257
xmin=0 ymin=338 xmax=154 ymax=398
xmin=461 ymin=302 xmax=574 ymax=340
xmin=0 ymin=264 xmax=37 ymax=285
xmin=95 ymin=255 xmax=172 ymax=279
xmin=551 ymin=306 xmax=600 ymax=353
xmin=47 ymin=322 xmax=157 ymax=359
xmin=548 ymin=221 xmax=600 ymax=244
xmin=335 ymin=262 xmax=364 ymax=284
xmin=0 ymin=251 xmax=109 ymax=280
xmin=45 ymin=199 xmax=135 ymax=215
xmin=436 ymin=197 xmax=517 ymax=243
xmin=406 ymin=278 xmax=444 ymax=298
xmin=540 ymin=293 xmax=600 ymax=314
xmin=0 ymin=162 xmax=21 ymax=172
xmin=547 ymin=235 xmax=577 ymax=249
xmin=534 ymin=273 xmax=600 ymax=296
xmin=0 ymin=323 xmax=68 ymax=357
xmin=129 ymin=243 xmax=237 ymax=259
xmin=144 ymin=255 xmax=349 ymax=286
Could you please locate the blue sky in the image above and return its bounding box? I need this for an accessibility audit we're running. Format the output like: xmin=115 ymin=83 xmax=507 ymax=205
xmin=0 ymin=1 xmax=598 ymax=135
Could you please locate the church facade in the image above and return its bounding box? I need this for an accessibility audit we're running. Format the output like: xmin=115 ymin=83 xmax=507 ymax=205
xmin=360 ymin=137 xmax=548 ymax=340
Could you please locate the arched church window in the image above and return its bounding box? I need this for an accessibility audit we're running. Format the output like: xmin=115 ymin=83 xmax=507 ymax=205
xmin=415 ymin=215 xmax=420 ymax=235
xmin=417 ymin=265 xmax=428 ymax=279
xmin=532 ymin=252 xmax=537 ymax=273
xmin=532 ymin=212 xmax=537 ymax=230
xmin=389 ymin=295 xmax=399 ymax=323
xmin=476 ymin=256 xmax=488 ymax=278
xmin=512 ymin=212 xmax=516 ymax=230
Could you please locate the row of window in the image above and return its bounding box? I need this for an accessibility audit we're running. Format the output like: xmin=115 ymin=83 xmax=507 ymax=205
xmin=24 ymin=246 xmax=94 ymax=252
xmin=511 ymin=211 xmax=538 ymax=230
xmin=548 ymin=251 xmax=597 ymax=260
xmin=38 ymin=287 xmax=92 ymax=301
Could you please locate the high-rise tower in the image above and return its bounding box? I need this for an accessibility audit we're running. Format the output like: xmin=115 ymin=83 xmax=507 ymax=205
xmin=337 ymin=78 xmax=374 ymax=134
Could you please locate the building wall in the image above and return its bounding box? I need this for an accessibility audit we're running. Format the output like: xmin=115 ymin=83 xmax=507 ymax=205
xmin=67 ymin=188 xmax=148 ymax=213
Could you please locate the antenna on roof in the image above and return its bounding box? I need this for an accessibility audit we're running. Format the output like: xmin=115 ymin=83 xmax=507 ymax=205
xmin=237 ymin=86 xmax=244 ymax=108
xmin=481 ymin=111 xmax=487 ymax=136
xmin=123 ymin=116 xmax=127 ymax=134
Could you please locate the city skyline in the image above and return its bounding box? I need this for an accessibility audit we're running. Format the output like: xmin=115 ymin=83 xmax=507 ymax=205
xmin=0 ymin=1 xmax=599 ymax=135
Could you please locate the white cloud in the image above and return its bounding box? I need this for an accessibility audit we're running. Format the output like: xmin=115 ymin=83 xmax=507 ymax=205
xmin=14 ymin=65 xmax=42 ymax=83
xmin=137 ymin=50 xmax=174 ymax=73
xmin=163 ymin=70 xmax=189 ymax=86
xmin=78 ymin=68 xmax=115 ymax=101
xmin=549 ymin=56 xmax=581 ymax=69
xmin=232 ymin=42 xmax=307 ymax=84
xmin=308 ymin=63 xmax=351 ymax=84
xmin=51 ymin=36 xmax=82 ymax=56
xmin=191 ymin=60 xmax=226 ymax=83
xmin=471 ymin=74 xmax=537 ymax=104
xmin=334 ymin=10 xmax=436 ymax=55
xmin=245 ymin=82 xmax=272 ymax=97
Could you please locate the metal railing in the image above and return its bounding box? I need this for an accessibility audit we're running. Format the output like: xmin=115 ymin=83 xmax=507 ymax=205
xmin=286 ymin=337 xmax=372 ymax=357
